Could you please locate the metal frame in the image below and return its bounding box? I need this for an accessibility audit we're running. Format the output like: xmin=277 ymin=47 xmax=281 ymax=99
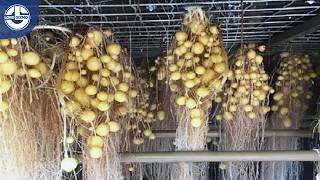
xmin=38 ymin=0 xmax=320 ymax=58
xmin=39 ymin=7 xmax=320 ymax=17
xmin=36 ymin=0 xmax=320 ymax=166
xmin=38 ymin=1 xmax=305 ymax=8
xmin=269 ymin=14 xmax=320 ymax=46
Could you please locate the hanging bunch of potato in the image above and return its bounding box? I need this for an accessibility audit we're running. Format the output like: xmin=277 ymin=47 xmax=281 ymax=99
xmin=0 ymin=39 xmax=18 ymax=114
xmin=0 ymin=38 xmax=50 ymax=114
xmin=218 ymin=44 xmax=272 ymax=121
xmin=153 ymin=56 xmax=167 ymax=81
xmin=271 ymin=53 xmax=316 ymax=128
xmin=129 ymin=75 xmax=154 ymax=145
xmin=166 ymin=8 xmax=229 ymax=128
xmin=152 ymin=58 xmax=166 ymax=122
xmin=58 ymin=28 xmax=137 ymax=164
xmin=126 ymin=65 xmax=166 ymax=145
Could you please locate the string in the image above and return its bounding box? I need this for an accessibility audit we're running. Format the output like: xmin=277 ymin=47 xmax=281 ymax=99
xmin=240 ymin=0 xmax=244 ymax=55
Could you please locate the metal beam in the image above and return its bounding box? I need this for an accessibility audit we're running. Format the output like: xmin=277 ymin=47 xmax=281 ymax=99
xmin=38 ymin=0 xmax=300 ymax=8
xmin=113 ymin=30 xmax=283 ymax=35
xmin=120 ymin=151 xmax=320 ymax=163
xmin=39 ymin=6 xmax=320 ymax=17
xmin=50 ymin=14 xmax=315 ymax=26
xmin=116 ymin=34 xmax=271 ymax=38
xmin=153 ymin=129 xmax=312 ymax=138
xmin=269 ymin=14 xmax=320 ymax=46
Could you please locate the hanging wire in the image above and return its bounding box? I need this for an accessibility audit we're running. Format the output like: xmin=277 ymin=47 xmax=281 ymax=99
xmin=240 ymin=0 xmax=244 ymax=54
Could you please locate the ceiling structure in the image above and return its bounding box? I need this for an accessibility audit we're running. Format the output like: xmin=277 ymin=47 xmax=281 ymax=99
xmin=38 ymin=0 xmax=320 ymax=60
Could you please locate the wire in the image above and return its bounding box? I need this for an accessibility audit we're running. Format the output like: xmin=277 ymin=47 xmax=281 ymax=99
xmin=240 ymin=0 xmax=244 ymax=54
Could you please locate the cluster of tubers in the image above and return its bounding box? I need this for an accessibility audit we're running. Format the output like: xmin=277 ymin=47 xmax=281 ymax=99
xmin=218 ymin=44 xmax=272 ymax=121
xmin=59 ymin=29 xmax=137 ymax=162
xmin=271 ymin=53 xmax=316 ymax=128
xmin=167 ymin=9 xmax=229 ymax=128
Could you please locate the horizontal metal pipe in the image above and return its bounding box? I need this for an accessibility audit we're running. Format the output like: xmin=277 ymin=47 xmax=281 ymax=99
xmin=117 ymin=36 xmax=269 ymax=40
xmin=120 ymin=151 xmax=320 ymax=163
xmin=39 ymin=6 xmax=319 ymax=17
xmin=296 ymin=35 xmax=320 ymax=38
xmin=39 ymin=18 xmax=303 ymax=26
xmin=153 ymin=129 xmax=312 ymax=138
xmin=119 ymin=39 xmax=265 ymax=45
xmin=52 ymin=13 xmax=317 ymax=25
xmin=289 ymin=40 xmax=320 ymax=43
xmin=303 ymin=33 xmax=320 ymax=37
xmin=109 ymin=25 xmax=291 ymax=30
xmin=117 ymin=40 xmax=266 ymax=47
xmin=113 ymin=30 xmax=284 ymax=35
xmin=116 ymin=34 xmax=271 ymax=38
xmin=39 ymin=0 xmax=301 ymax=8
xmin=50 ymin=14 xmax=316 ymax=27
xmin=294 ymin=38 xmax=320 ymax=41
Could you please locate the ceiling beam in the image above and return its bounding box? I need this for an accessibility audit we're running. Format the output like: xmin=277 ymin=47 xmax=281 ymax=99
xmin=268 ymin=14 xmax=320 ymax=46
xmin=38 ymin=0 xmax=297 ymax=8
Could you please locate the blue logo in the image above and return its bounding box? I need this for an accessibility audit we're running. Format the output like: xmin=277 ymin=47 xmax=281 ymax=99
xmin=0 ymin=0 xmax=38 ymax=38
xmin=4 ymin=4 xmax=31 ymax=31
